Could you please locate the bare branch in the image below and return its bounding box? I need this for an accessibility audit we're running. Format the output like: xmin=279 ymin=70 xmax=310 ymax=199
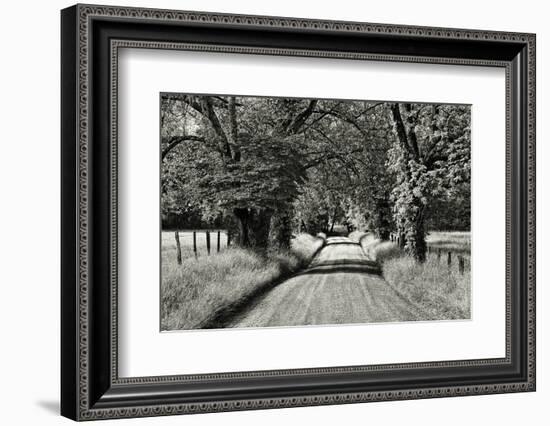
xmin=284 ymin=100 xmax=318 ymax=134
xmin=162 ymin=94 xmax=233 ymax=162
xmin=390 ymin=103 xmax=416 ymax=159
xmin=228 ymin=96 xmax=240 ymax=161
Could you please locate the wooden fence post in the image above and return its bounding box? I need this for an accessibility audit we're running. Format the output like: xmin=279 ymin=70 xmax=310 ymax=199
xmin=437 ymin=248 xmax=441 ymax=261
xmin=458 ymin=256 xmax=465 ymax=275
xmin=447 ymin=251 xmax=452 ymax=267
xmin=206 ymin=231 xmax=211 ymax=255
xmin=174 ymin=231 xmax=182 ymax=265
xmin=193 ymin=231 xmax=197 ymax=258
xmin=217 ymin=231 xmax=221 ymax=253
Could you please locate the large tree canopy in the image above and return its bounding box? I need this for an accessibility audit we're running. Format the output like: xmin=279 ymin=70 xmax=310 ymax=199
xmin=161 ymin=94 xmax=471 ymax=261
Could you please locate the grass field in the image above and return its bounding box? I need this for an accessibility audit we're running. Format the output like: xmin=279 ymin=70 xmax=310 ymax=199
xmin=161 ymin=232 xmax=325 ymax=331
xmin=426 ymin=231 xmax=471 ymax=254
xmin=351 ymin=231 xmax=471 ymax=321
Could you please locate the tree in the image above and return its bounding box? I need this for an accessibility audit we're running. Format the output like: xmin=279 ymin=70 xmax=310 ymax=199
xmin=389 ymin=103 xmax=470 ymax=262
xmin=161 ymin=95 xmax=318 ymax=250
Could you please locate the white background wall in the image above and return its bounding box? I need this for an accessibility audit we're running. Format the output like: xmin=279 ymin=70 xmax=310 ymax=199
xmin=0 ymin=0 xmax=546 ymax=424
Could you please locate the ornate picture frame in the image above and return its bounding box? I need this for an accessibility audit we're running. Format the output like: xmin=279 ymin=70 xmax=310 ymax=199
xmin=61 ymin=4 xmax=535 ymax=421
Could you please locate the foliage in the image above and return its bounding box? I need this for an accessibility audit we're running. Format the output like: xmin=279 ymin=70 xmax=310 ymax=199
xmin=161 ymin=94 xmax=471 ymax=260
xmin=293 ymin=166 xmax=349 ymax=234
xmin=200 ymin=135 xmax=307 ymax=211
xmin=425 ymin=189 xmax=470 ymax=231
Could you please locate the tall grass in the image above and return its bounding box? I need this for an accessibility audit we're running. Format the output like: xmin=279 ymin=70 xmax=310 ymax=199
xmin=356 ymin=232 xmax=471 ymax=321
xmin=161 ymin=233 xmax=324 ymax=330
xmin=382 ymin=254 xmax=471 ymax=320
xmin=349 ymin=232 xmax=397 ymax=261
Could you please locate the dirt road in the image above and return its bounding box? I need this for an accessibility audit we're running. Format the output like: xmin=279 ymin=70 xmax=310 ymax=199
xmin=227 ymin=236 xmax=423 ymax=328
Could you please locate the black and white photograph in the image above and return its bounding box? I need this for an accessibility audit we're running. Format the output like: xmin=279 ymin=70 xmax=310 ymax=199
xmin=160 ymin=93 xmax=472 ymax=331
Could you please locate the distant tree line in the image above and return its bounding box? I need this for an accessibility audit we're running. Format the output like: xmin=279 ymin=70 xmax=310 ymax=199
xmin=161 ymin=94 xmax=470 ymax=262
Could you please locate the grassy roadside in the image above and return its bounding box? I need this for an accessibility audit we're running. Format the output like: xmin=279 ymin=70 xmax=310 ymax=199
xmin=350 ymin=231 xmax=471 ymax=321
xmin=161 ymin=233 xmax=325 ymax=331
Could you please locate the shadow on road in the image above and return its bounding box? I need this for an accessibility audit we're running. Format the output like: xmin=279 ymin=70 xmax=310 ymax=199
xmin=296 ymin=260 xmax=381 ymax=276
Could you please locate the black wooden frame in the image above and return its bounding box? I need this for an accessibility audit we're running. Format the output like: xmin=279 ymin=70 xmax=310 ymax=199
xmin=61 ymin=4 xmax=536 ymax=421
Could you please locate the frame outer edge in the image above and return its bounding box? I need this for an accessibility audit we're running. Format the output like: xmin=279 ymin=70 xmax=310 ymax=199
xmin=527 ymin=33 xmax=535 ymax=390
xmin=77 ymin=2 xmax=90 ymax=420
xmin=67 ymin=4 xmax=536 ymax=420
xmin=61 ymin=4 xmax=80 ymax=421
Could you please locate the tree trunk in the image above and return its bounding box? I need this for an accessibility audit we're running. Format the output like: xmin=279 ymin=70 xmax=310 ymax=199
xmin=328 ymin=205 xmax=340 ymax=234
xmin=234 ymin=208 xmax=251 ymax=247
xmin=405 ymin=204 xmax=427 ymax=263
xmin=233 ymin=208 xmax=272 ymax=250
xmin=398 ymin=231 xmax=406 ymax=249
xmin=373 ymin=194 xmax=392 ymax=241
xmin=269 ymin=207 xmax=293 ymax=251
